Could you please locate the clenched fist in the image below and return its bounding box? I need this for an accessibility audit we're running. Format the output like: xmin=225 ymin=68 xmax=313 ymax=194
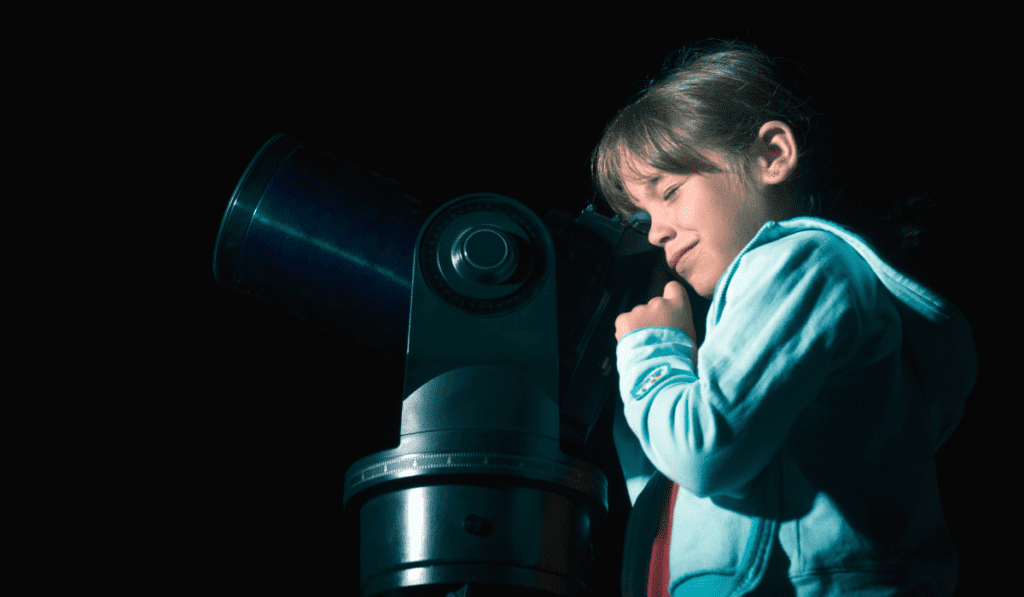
xmin=615 ymin=281 xmax=697 ymax=348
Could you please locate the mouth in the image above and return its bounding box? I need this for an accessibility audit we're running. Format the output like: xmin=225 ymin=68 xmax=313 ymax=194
xmin=669 ymin=243 xmax=695 ymax=271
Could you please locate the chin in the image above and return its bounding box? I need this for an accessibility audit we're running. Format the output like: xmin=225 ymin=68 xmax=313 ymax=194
xmin=696 ymin=279 xmax=718 ymax=300
xmin=685 ymin=277 xmax=714 ymax=300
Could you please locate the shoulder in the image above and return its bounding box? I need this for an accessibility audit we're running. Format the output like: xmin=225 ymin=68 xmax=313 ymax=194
xmin=730 ymin=225 xmax=875 ymax=295
xmin=709 ymin=221 xmax=886 ymax=330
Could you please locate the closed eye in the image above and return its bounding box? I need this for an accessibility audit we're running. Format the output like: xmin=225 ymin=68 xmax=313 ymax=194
xmin=659 ymin=176 xmax=692 ymax=201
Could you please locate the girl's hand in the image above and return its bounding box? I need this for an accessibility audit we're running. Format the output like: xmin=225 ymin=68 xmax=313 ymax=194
xmin=615 ymin=281 xmax=697 ymax=347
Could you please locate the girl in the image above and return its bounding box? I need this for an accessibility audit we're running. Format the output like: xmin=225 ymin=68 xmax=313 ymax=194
xmin=594 ymin=40 xmax=977 ymax=597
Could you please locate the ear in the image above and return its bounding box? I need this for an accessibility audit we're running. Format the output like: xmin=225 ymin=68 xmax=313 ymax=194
xmin=755 ymin=120 xmax=798 ymax=185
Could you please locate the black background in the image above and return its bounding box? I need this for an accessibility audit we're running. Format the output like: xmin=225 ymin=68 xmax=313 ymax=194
xmin=92 ymin=14 xmax=1005 ymax=596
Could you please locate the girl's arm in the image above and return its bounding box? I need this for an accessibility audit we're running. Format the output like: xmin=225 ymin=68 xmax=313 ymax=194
xmin=616 ymin=230 xmax=895 ymax=499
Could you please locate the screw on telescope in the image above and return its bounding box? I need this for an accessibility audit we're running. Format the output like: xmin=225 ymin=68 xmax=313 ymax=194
xmin=462 ymin=514 xmax=492 ymax=536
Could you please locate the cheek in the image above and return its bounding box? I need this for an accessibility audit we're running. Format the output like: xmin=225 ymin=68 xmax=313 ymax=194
xmin=679 ymin=189 xmax=695 ymax=221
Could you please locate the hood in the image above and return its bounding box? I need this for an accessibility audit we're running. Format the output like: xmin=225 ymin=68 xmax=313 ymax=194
xmin=776 ymin=217 xmax=978 ymax=451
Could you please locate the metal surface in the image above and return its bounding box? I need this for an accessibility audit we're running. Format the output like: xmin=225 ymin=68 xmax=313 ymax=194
xmin=212 ymin=134 xmax=429 ymax=358
xmin=345 ymin=197 xmax=608 ymax=597
xmin=359 ymin=484 xmax=596 ymax=597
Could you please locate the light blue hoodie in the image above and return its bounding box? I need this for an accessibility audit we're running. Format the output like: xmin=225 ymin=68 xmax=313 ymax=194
xmin=614 ymin=218 xmax=977 ymax=597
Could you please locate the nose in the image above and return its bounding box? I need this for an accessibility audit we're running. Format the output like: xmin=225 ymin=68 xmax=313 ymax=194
xmin=647 ymin=218 xmax=675 ymax=247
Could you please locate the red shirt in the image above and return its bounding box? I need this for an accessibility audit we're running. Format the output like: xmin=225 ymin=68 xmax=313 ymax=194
xmin=647 ymin=481 xmax=680 ymax=597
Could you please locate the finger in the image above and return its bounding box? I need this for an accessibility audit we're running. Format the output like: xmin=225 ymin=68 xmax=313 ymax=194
xmin=663 ymin=280 xmax=685 ymax=304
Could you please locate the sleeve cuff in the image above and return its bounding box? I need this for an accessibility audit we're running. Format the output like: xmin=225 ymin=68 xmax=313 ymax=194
xmin=616 ymin=327 xmax=696 ymax=403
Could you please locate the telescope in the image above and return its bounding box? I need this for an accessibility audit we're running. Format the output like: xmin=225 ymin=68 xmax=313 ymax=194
xmin=213 ymin=134 xmax=702 ymax=597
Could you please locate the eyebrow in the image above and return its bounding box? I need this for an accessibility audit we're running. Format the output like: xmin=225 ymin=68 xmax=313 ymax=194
xmin=625 ymin=177 xmax=659 ymax=210
xmin=623 ymin=173 xmax=663 ymax=208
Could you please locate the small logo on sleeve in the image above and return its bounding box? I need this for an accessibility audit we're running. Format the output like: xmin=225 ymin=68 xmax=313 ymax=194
xmin=632 ymin=364 xmax=672 ymax=400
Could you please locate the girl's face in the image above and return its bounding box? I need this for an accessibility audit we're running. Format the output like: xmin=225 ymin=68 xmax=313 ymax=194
xmin=621 ymin=151 xmax=775 ymax=299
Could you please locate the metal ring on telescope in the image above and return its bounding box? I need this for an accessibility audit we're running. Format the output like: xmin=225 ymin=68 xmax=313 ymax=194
xmin=419 ymin=194 xmax=549 ymax=317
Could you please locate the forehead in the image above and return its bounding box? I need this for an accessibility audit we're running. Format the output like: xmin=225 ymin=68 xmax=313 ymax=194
xmin=618 ymin=148 xmax=734 ymax=193
xmin=619 ymin=152 xmax=660 ymax=189
xmin=618 ymin=151 xmax=662 ymax=183
xmin=617 ymin=152 xmax=673 ymax=207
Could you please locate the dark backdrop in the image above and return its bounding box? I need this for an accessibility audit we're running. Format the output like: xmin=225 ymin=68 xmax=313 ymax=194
xmin=109 ymin=16 xmax=1001 ymax=596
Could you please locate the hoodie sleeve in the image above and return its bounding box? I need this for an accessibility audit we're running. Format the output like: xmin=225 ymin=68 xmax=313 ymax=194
xmin=616 ymin=230 xmax=893 ymax=498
